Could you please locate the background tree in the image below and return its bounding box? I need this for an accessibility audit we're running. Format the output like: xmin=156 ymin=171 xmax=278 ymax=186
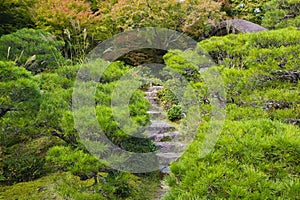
xmin=220 ymin=0 xmax=269 ymax=24
xmin=31 ymin=0 xmax=104 ymax=63
xmin=105 ymin=0 xmax=223 ymax=40
xmin=0 ymin=0 xmax=36 ymax=36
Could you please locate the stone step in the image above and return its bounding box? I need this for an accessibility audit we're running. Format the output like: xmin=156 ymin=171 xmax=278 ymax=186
xmin=148 ymin=132 xmax=181 ymax=142
xmin=147 ymin=110 xmax=162 ymax=115
xmin=147 ymin=120 xmax=176 ymax=134
xmin=156 ymin=152 xmax=181 ymax=166
xmin=144 ymin=91 xmax=156 ymax=97
xmin=145 ymin=97 xmax=160 ymax=104
xmin=150 ymin=104 xmax=162 ymax=111
xmin=147 ymin=110 xmax=165 ymax=120
xmin=154 ymin=142 xmax=186 ymax=153
xmin=148 ymin=86 xmax=163 ymax=92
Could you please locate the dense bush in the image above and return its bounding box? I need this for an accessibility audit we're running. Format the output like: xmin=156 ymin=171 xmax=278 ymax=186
xmin=163 ymin=28 xmax=300 ymax=123
xmin=197 ymin=28 xmax=300 ymax=109
xmin=0 ymin=61 xmax=53 ymax=183
xmin=162 ymin=27 xmax=300 ymax=199
xmin=157 ymin=88 xmax=179 ymax=110
xmin=100 ymin=61 xmax=131 ymax=83
xmin=262 ymin=0 xmax=300 ymax=29
xmin=0 ymin=61 xmax=41 ymax=144
xmin=221 ymin=0 xmax=269 ymax=24
xmin=167 ymin=105 xmax=183 ymax=121
xmin=0 ymin=57 xmax=152 ymax=188
xmin=163 ymin=50 xmax=201 ymax=82
xmin=199 ymin=28 xmax=300 ymax=69
xmin=165 ymin=120 xmax=300 ymax=199
xmin=0 ymin=28 xmax=67 ymax=73
xmin=0 ymin=0 xmax=36 ymax=35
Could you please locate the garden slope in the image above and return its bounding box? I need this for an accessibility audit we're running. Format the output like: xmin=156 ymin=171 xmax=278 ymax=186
xmin=162 ymin=28 xmax=300 ymax=199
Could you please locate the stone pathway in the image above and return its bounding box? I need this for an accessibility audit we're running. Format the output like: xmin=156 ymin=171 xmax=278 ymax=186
xmin=144 ymin=86 xmax=185 ymax=199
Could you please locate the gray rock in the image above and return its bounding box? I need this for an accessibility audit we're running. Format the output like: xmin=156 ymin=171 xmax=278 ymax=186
xmin=147 ymin=110 xmax=165 ymax=120
xmin=145 ymin=97 xmax=160 ymax=104
xmin=160 ymin=166 xmax=171 ymax=174
xmin=156 ymin=152 xmax=181 ymax=166
xmin=211 ymin=19 xmax=267 ymax=36
xmin=154 ymin=142 xmax=186 ymax=153
xmin=148 ymin=86 xmax=163 ymax=92
xmin=148 ymin=132 xmax=181 ymax=142
xmin=147 ymin=120 xmax=176 ymax=134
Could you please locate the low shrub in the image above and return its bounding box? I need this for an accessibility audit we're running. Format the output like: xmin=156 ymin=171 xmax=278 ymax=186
xmin=262 ymin=0 xmax=300 ymax=29
xmin=167 ymin=105 xmax=183 ymax=121
xmin=0 ymin=28 xmax=67 ymax=73
xmin=165 ymin=120 xmax=300 ymax=199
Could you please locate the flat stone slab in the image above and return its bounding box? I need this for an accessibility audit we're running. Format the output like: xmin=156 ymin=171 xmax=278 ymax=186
xmin=148 ymin=86 xmax=163 ymax=92
xmin=148 ymin=132 xmax=181 ymax=142
xmin=156 ymin=152 xmax=181 ymax=166
xmin=154 ymin=142 xmax=186 ymax=153
xmin=150 ymin=104 xmax=162 ymax=111
xmin=147 ymin=110 xmax=165 ymax=119
xmin=147 ymin=120 xmax=176 ymax=134
xmin=144 ymin=91 xmax=156 ymax=97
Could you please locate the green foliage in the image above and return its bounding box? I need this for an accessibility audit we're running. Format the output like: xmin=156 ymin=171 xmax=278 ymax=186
xmin=0 ymin=173 xmax=64 ymax=200
xmin=165 ymin=120 xmax=300 ymax=199
xmin=2 ymin=2 xmax=300 ymax=199
xmin=198 ymin=28 xmax=300 ymax=70
xmin=226 ymin=104 xmax=268 ymax=121
xmin=53 ymin=64 xmax=80 ymax=80
xmin=2 ymin=137 xmax=58 ymax=184
xmin=157 ymin=88 xmax=179 ymax=110
xmin=167 ymin=105 xmax=183 ymax=121
xmin=163 ymin=50 xmax=201 ymax=82
xmin=262 ymin=0 xmax=300 ymax=29
xmin=221 ymin=0 xmax=269 ymax=24
xmin=101 ymin=61 xmax=131 ymax=83
xmin=35 ymin=60 xmax=152 ymax=187
xmin=32 ymin=0 xmax=104 ymax=63
xmin=46 ymin=146 xmax=104 ymax=175
xmin=0 ymin=61 xmax=41 ymax=144
xmin=100 ymin=0 xmax=223 ymax=40
xmin=0 ymin=0 xmax=36 ymax=36
xmin=195 ymin=28 xmax=300 ymax=111
xmin=0 ymin=28 xmax=67 ymax=73
xmin=162 ymin=27 xmax=300 ymax=199
xmin=0 ymin=60 xmax=154 ymax=199
xmin=0 ymin=62 xmax=56 ymax=184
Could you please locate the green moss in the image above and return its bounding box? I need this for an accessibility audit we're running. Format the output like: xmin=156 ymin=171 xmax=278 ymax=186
xmin=0 ymin=172 xmax=161 ymax=200
xmin=0 ymin=173 xmax=64 ymax=200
